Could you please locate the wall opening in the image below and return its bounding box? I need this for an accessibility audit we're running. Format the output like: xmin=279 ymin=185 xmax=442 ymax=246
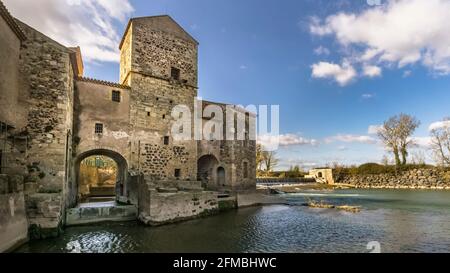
xmin=73 ymin=149 xmax=129 ymax=206
xmin=217 ymin=167 xmax=225 ymax=187
xmin=95 ymin=123 xmax=103 ymax=134
xmin=171 ymin=67 xmax=180 ymax=80
xmin=78 ymin=155 xmax=118 ymax=203
xmin=112 ymin=90 xmax=121 ymax=102
xmin=318 ymin=172 xmax=323 ymax=178
xmin=197 ymin=154 xmax=219 ymax=190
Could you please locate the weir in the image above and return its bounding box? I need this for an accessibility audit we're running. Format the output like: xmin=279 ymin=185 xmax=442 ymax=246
xmin=65 ymin=201 xmax=137 ymax=226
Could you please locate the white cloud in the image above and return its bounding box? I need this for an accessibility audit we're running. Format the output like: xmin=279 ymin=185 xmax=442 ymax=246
xmin=361 ymin=93 xmax=375 ymax=99
xmin=309 ymin=0 xmax=450 ymax=75
xmin=239 ymin=65 xmax=248 ymax=70
xmin=368 ymin=125 xmax=383 ymax=134
xmin=429 ymin=120 xmax=450 ymax=131
xmin=363 ymin=65 xmax=382 ymax=77
xmin=314 ymin=46 xmax=331 ymax=56
xmin=4 ymin=0 xmax=134 ymax=63
xmin=326 ymin=134 xmax=377 ymax=144
xmin=311 ymin=60 xmax=356 ymax=86
xmin=337 ymin=145 xmax=348 ymax=151
xmin=403 ymin=70 xmax=412 ymax=78
xmin=411 ymin=136 xmax=432 ymax=148
xmin=257 ymin=134 xmax=318 ymax=149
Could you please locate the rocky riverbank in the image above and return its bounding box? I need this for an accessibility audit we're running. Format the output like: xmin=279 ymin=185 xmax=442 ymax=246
xmin=337 ymin=168 xmax=450 ymax=190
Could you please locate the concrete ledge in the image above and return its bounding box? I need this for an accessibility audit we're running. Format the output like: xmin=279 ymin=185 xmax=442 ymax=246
xmin=237 ymin=192 xmax=287 ymax=208
xmin=66 ymin=202 xmax=137 ymax=226
xmin=138 ymin=188 xmax=219 ymax=226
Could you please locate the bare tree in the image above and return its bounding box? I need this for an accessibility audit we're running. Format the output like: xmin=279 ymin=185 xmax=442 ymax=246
xmin=262 ymin=150 xmax=279 ymax=172
xmin=398 ymin=114 xmax=421 ymax=165
xmin=378 ymin=114 xmax=420 ymax=166
xmin=430 ymin=117 xmax=450 ymax=166
xmin=410 ymin=150 xmax=426 ymax=165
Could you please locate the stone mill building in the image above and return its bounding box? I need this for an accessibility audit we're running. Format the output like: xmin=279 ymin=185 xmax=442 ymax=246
xmin=0 ymin=1 xmax=256 ymax=250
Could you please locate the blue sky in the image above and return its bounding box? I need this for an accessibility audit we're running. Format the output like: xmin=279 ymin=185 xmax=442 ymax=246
xmin=6 ymin=0 xmax=450 ymax=170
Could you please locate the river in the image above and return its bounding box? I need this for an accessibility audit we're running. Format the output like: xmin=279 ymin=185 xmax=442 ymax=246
xmin=15 ymin=189 xmax=450 ymax=253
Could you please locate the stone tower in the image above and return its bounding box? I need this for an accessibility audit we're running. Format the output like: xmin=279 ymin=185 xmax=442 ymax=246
xmin=119 ymin=16 xmax=199 ymax=182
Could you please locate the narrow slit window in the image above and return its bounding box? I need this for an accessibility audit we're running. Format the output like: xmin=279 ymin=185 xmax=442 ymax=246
xmin=112 ymin=90 xmax=121 ymax=102
xmin=164 ymin=136 xmax=170 ymax=145
xmin=95 ymin=123 xmax=103 ymax=134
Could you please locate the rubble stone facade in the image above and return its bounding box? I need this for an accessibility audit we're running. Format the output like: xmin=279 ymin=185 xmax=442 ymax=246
xmin=0 ymin=0 xmax=256 ymax=244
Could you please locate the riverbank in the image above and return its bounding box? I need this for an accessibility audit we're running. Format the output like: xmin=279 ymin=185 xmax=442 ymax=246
xmin=336 ymin=168 xmax=450 ymax=190
xmin=14 ymin=189 xmax=450 ymax=253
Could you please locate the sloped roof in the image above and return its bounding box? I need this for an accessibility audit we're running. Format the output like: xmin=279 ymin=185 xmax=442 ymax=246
xmin=76 ymin=76 xmax=131 ymax=89
xmin=119 ymin=15 xmax=198 ymax=49
xmin=0 ymin=0 xmax=26 ymax=41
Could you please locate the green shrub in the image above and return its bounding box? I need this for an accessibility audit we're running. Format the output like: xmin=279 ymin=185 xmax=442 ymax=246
xmin=334 ymin=163 xmax=435 ymax=177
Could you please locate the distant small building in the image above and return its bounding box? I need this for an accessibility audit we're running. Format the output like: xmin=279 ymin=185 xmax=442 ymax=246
xmin=306 ymin=168 xmax=334 ymax=185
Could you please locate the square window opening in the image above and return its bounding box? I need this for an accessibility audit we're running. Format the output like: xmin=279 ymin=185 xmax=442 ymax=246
xmin=95 ymin=123 xmax=103 ymax=134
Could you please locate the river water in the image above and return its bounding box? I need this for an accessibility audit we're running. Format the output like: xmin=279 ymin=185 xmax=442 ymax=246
xmin=16 ymin=189 xmax=450 ymax=253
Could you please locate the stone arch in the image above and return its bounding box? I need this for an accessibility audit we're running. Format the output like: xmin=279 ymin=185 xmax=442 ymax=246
xmin=197 ymin=154 xmax=219 ymax=190
xmin=72 ymin=149 xmax=129 ymax=205
xmin=317 ymin=172 xmax=323 ymax=178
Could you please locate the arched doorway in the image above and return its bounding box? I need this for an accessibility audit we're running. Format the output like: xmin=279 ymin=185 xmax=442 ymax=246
xmin=73 ymin=149 xmax=128 ymax=205
xmin=197 ymin=154 xmax=219 ymax=190
xmin=318 ymin=172 xmax=323 ymax=178
xmin=217 ymin=167 xmax=225 ymax=187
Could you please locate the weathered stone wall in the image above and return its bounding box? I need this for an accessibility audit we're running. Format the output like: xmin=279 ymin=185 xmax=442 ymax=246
xmin=74 ymin=80 xmax=131 ymax=158
xmin=119 ymin=24 xmax=132 ymax=85
xmin=138 ymin=181 xmax=218 ymax=225
xmin=124 ymin=28 xmax=198 ymax=181
xmin=123 ymin=16 xmax=198 ymax=87
xmin=337 ymin=168 xmax=450 ymax=190
xmin=0 ymin=174 xmax=28 ymax=252
xmin=17 ymin=21 xmax=74 ymax=233
xmin=197 ymin=102 xmax=257 ymax=192
xmin=0 ymin=12 xmax=26 ymax=128
xmin=307 ymin=168 xmax=335 ymax=184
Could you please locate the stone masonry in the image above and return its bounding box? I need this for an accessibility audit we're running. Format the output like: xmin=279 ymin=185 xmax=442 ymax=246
xmin=0 ymin=1 xmax=256 ymax=245
xmin=336 ymin=168 xmax=450 ymax=190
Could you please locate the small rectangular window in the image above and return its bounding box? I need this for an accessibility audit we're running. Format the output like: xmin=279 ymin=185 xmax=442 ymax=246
xmin=112 ymin=90 xmax=121 ymax=102
xmin=0 ymin=149 xmax=3 ymax=174
xmin=95 ymin=123 xmax=103 ymax=134
xmin=174 ymin=169 xmax=181 ymax=178
xmin=164 ymin=136 xmax=169 ymax=145
xmin=171 ymin=67 xmax=180 ymax=80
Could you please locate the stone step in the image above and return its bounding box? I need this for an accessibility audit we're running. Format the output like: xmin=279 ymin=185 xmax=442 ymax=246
xmin=66 ymin=201 xmax=137 ymax=226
